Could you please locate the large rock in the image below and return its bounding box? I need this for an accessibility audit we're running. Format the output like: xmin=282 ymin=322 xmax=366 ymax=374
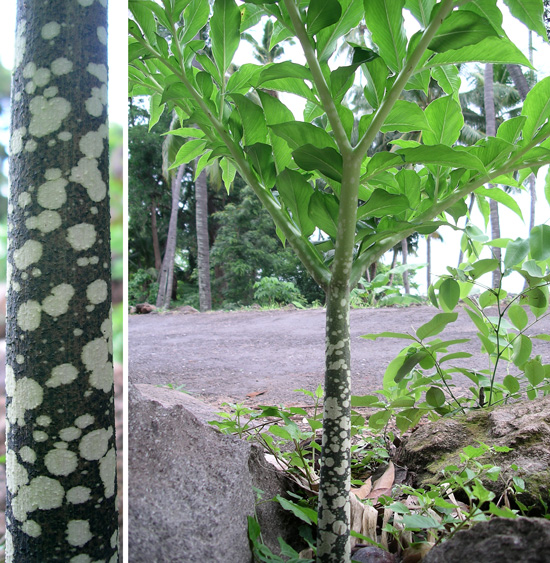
xmin=423 ymin=517 xmax=550 ymax=562
xmin=128 ymin=384 xmax=300 ymax=563
xmin=397 ymin=395 xmax=550 ymax=507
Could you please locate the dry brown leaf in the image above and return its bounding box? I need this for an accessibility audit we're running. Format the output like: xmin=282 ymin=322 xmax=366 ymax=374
xmin=246 ymin=390 xmax=267 ymax=398
xmin=361 ymin=503 xmax=379 ymax=543
xmin=371 ymin=461 xmax=395 ymax=492
xmin=351 ymin=477 xmax=372 ymax=499
xmin=402 ymin=542 xmax=435 ymax=563
xmin=380 ymin=507 xmax=393 ymax=550
xmin=263 ymin=453 xmax=289 ymax=471
xmin=350 ymin=493 xmax=365 ymax=549
xmin=299 ymin=548 xmax=314 ymax=559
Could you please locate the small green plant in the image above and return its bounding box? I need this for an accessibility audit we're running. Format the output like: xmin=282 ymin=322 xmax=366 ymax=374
xmin=129 ymin=268 xmax=159 ymax=305
xmin=254 ymin=277 xmax=306 ymax=308
xmin=158 ymin=383 xmax=190 ymax=394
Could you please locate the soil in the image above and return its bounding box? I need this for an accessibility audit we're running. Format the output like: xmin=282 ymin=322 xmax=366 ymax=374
xmin=128 ymin=304 xmax=550 ymax=408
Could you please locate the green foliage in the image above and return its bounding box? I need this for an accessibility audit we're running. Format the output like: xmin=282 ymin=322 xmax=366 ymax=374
xmin=129 ymin=268 xmax=159 ymax=305
xmin=253 ymin=277 xmax=305 ymax=307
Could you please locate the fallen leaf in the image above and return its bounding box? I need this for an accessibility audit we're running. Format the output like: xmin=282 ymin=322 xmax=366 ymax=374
xmin=361 ymin=503 xmax=379 ymax=543
xmin=351 ymin=477 xmax=372 ymax=499
xmin=246 ymin=390 xmax=267 ymax=398
xmin=372 ymin=461 xmax=395 ymax=491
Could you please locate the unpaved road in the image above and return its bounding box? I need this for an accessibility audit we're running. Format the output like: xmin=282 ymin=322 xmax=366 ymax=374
xmin=129 ymin=305 xmax=550 ymax=406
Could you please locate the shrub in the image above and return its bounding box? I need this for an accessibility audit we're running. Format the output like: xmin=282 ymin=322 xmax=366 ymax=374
xmin=253 ymin=277 xmax=306 ymax=307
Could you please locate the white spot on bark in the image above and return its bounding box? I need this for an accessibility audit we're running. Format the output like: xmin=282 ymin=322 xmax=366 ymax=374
xmin=46 ymin=363 xmax=78 ymax=388
xmin=33 ymin=68 xmax=51 ymax=87
xmin=36 ymin=416 xmax=51 ymax=427
xmin=22 ymin=520 xmax=41 ymax=537
xmin=23 ymin=62 xmax=36 ymax=78
xmin=78 ymin=0 xmax=94 ymax=5
xmin=82 ymin=337 xmax=113 ymax=392
xmin=19 ymin=447 xmax=36 ymax=464
xmin=79 ymin=125 xmax=107 ymax=158
xmin=37 ymin=177 xmax=67 ymax=210
xmin=25 ymin=139 xmax=37 ymax=152
xmin=32 ymin=431 xmax=48 ymax=442
xmin=11 ymin=127 xmax=26 ymax=155
xmin=66 ymin=520 xmax=92 ymax=547
xmin=69 ymin=157 xmax=107 ymax=201
xmin=100 ymin=447 xmax=116 ymax=498
xmin=18 ymin=192 xmax=32 ymax=208
xmin=87 ymin=279 xmax=107 ymax=304
xmin=29 ymin=97 xmax=71 ymax=137
xmin=42 ymin=283 xmax=75 ymax=317
xmin=11 ymin=476 xmax=64 ymax=522
xmin=74 ymin=414 xmax=94 ymax=429
xmin=14 ymin=240 xmax=42 ymax=270
xmin=67 ymin=223 xmax=97 ymax=250
xmin=71 ymin=555 xmax=92 ymax=563
xmin=74 ymin=328 xmax=83 ymax=336
xmin=14 ymin=20 xmax=26 ymax=68
xmin=17 ymin=301 xmax=41 ymax=332
xmin=51 ymin=57 xmax=73 ymax=75
xmin=79 ymin=427 xmax=112 ymax=461
xmin=25 ymin=81 xmax=37 ymax=95
xmin=44 ymin=86 xmax=59 ymax=98
xmin=6 ymin=451 xmax=29 ymax=494
xmin=26 ymin=210 xmax=62 ymax=233
xmin=67 ymin=486 xmax=91 ymax=504
xmin=41 ymin=22 xmax=60 ymax=40
xmin=87 ymin=62 xmax=107 ymax=83
xmin=97 ymin=26 xmax=107 ymax=45
xmin=58 ymin=131 xmax=72 ymax=141
xmin=85 ymin=85 xmax=107 ymax=117
xmin=45 ymin=449 xmax=78 ymax=476
xmin=59 ymin=427 xmax=82 ymax=441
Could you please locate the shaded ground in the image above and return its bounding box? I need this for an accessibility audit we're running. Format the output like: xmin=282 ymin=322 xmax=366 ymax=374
xmin=129 ymin=305 xmax=550 ymax=407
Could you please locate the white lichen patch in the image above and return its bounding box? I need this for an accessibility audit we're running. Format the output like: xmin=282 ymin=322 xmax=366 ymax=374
xmin=97 ymin=26 xmax=107 ymax=45
xmin=85 ymin=85 xmax=107 ymax=117
xmin=17 ymin=300 xmax=41 ymax=332
xmin=79 ymin=427 xmax=112 ymax=461
xmin=22 ymin=520 xmax=41 ymax=537
xmin=14 ymin=240 xmax=43 ymax=270
xmin=100 ymin=447 xmax=116 ymax=498
xmin=46 ymin=363 xmax=78 ymax=388
xmin=32 ymin=431 xmax=48 ymax=442
xmin=54 ymin=442 xmax=68 ymax=449
xmin=36 ymin=415 xmax=51 ymax=427
xmin=11 ymin=127 xmax=26 ymax=155
xmin=82 ymin=338 xmax=113 ymax=392
xmin=18 ymin=192 xmax=32 ymax=208
xmin=6 ymin=450 xmax=29 ymax=494
xmin=74 ymin=328 xmax=83 ymax=336
xmin=87 ymin=279 xmax=107 ymax=304
xmin=79 ymin=125 xmax=107 ymax=158
xmin=25 ymin=139 xmax=37 ymax=152
xmin=14 ymin=20 xmax=26 ymax=68
xmin=58 ymin=131 xmax=72 ymax=141
xmin=78 ymin=0 xmax=94 ymax=5
xmin=69 ymin=157 xmax=106 ymax=201
xmin=12 ymin=476 xmax=64 ymax=522
xmin=5 ymin=365 xmax=14 ymax=396
xmin=51 ymin=57 xmax=73 ymax=75
xmin=25 ymin=81 xmax=37 ymax=95
xmin=19 ymin=446 xmax=36 ymax=464
xmin=42 ymin=284 xmax=75 ymax=317
xmin=67 ymin=223 xmax=97 ymax=250
xmin=45 ymin=168 xmax=62 ymax=180
xmin=67 ymin=520 xmax=92 ymax=547
xmin=59 ymin=426 xmax=82 ymax=441
xmin=74 ymin=414 xmax=94 ymax=429
xmin=26 ymin=210 xmax=62 ymax=233
xmin=45 ymin=449 xmax=78 ymax=476
xmin=23 ymin=62 xmax=36 ymax=79
xmin=29 ymin=96 xmax=71 ymax=137
xmin=87 ymin=63 xmax=107 ymax=83
xmin=71 ymin=555 xmax=92 ymax=563
xmin=41 ymin=22 xmax=61 ymax=40
xmin=37 ymin=177 xmax=67 ymax=210
xmin=44 ymin=86 xmax=59 ymax=98
xmin=33 ymin=68 xmax=51 ymax=87
xmin=67 ymin=486 xmax=91 ymax=505
xmin=16 ymin=355 xmax=24 ymax=365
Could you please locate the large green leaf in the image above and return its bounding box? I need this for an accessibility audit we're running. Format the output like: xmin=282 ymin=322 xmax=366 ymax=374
xmin=226 ymin=63 xmax=262 ymax=94
xmin=180 ymin=0 xmax=211 ymax=45
xmin=357 ymin=189 xmax=409 ymax=219
xmin=259 ymin=62 xmax=313 ymax=84
xmin=508 ymin=304 xmax=528 ymax=331
xmin=309 ymin=191 xmax=340 ymax=238
xmin=210 ymin=0 xmax=241 ymax=75
xmin=148 ymin=94 xmax=165 ymax=131
xmin=397 ymin=145 xmax=486 ymax=171
xmin=512 ymin=334 xmax=532 ymax=366
xmin=529 ymin=224 xmax=550 ymax=261
xmin=307 ymin=0 xmax=342 ymax=35
xmin=316 ymin=0 xmax=365 ymax=61
xmin=276 ymin=169 xmax=316 ymax=237
xmin=460 ymin=0 xmax=505 ymax=35
xmin=405 ymin=0 xmax=436 ymax=26
xmin=231 ymin=94 xmax=268 ymax=146
xmin=416 ymin=312 xmax=458 ymax=340
xmin=431 ymin=65 xmax=461 ymax=102
xmin=503 ymin=0 xmax=547 ymax=39
xmin=245 ymin=143 xmax=276 ymax=189
xmin=423 ymin=96 xmax=464 ymax=146
xmin=364 ymin=0 xmax=407 ymax=73
xmin=424 ymin=37 xmax=532 ymax=69
xmin=362 ymin=57 xmax=388 ymax=109
xmin=292 ymin=145 xmax=343 ymax=182
xmin=504 ymin=237 xmax=529 ymax=268
xmin=380 ymin=100 xmax=432 ymax=133
xmin=428 ymin=11 xmax=498 ymax=53
xmin=258 ymin=92 xmax=294 ymax=173
xmin=169 ymin=139 xmax=206 ymax=169
xmin=129 ymin=1 xmax=158 ymax=45
xmin=258 ymin=77 xmax=317 ymax=102
xmin=521 ymin=76 xmax=550 ymax=142
xmin=474 ymin=187 xmax=523 ymax=220
xmin=330 ymin=47 xmax=379 ymax=102
xmin=438 ymin=278 xmax=460 ymax=312
xmin=270 ymin=122 xmax=337 ymax=150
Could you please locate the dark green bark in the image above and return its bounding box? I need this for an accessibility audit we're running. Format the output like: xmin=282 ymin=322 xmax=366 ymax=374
xmin=7 ymin=1 xmax=118 ymax=561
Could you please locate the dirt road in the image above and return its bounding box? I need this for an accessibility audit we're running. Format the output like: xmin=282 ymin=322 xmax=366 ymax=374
xmin=128 ymin=305 xmax=550 ymax=407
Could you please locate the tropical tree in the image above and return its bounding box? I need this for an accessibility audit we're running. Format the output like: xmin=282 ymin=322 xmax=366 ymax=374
xmin=129 ymin=1 xmax=550 ymax=560
xmin=8 ymin=1 xmax=118 ymax=561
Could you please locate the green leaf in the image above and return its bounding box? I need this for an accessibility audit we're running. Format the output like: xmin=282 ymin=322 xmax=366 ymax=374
xmin=307 ymin=0 xmax=342 ymax=35
xmin=524 ymin=358 xmax=545 ymax=385
xmin=426 ymin=386 xmax=446 ymax=407
xmin=361 ymin=331 xmax=415 ymax=340
xmin=351 ymin=395 xmax=385 ymax=407
xmin=276 ymin=169 xmax=316 ymax=237
xmin=464 ymin=307 xmax=489 ymax=335
xmin=439 ymin=278 xmax=460 ymax=312
xmin=220 ymin=157 xmax=237 ymax=192
xmin=402 ymin=514 xmax=441 ymax=530
xmin=163 ymin=127 xmax=205 ymax=139
xmin=503 ymin=374 xmax=520 ymax=393
xmin=405 ymin=0 xmax=436 ymax=26
xmin=529 ymin=224 xmax=550 ymax=261
xmin=292 ymin=145 xmax=343 ymax=182
xmin=381 ymin=100 xmax=432 ymax=133
xmin=258 ymin=92 xmax=294 ymax=173
xmin=469 ymin=258 xmax=500 ymax=279
xmin=275 ymin=495 xmax=317 ymax=525
xmin=522 ymin=77 xmax=550 ymax=142
xmin=368 ymin=409 xmax=392 ymax=430
xmin=425 ymin=36 xmax=532 ymax=69
xmin=270 ymin=122 xmax=337 ymax=151
xmin=512 ymin=334 xmax=532 ymax=366
xmin=504 ymin=237 xmax=530 ymax=268
xmin=474 ymin=187 xmax=523 ymax=220
xmin=431 ymin=65 xmax=461 ymax=101
xmin=508 ymin=304 xmax=528 ymax=330
xmin=148 ymin=94 xmax=165 ymax=131
xmin=521 ymin=259 xmax=543 ymax=278
xmin=226 ymin=63 xmax=262 ymax=94
xmin=259 ymin=61 xmax=313 ymax=84
xmin=211 ymin=0 xmax=241 ymax=75
xmin=364 ymin=0 xmax=407 ymax=73
xmin=503 ymin=0 xmax=547 ymax=39
xmin=423 ymin=96 xmax=464 ymax=146
xmin=309 ymin=191 xmax=339 ymax=238
xmin=245 ymin=143 xmax=276 ymax=189
xmin=231 ymin=94 xmax=268 ymax=146
xmin=362 ymin=57 xmax=388 ymax=109
xmin=180 ymin=0 xmax=211 ymax=45
xmin=497 ymin=116 xmax=527 ymax=144
xmin=428 ymin=11 xmax=498 ymax=52
xmin=129 ymin=1 xmax=158 ymax=45
xmin=416 ymin=312 xmax=458 ymax=340
xmin=357 ymin=189 xmax=409 ymax=219
xmin=247 ymin=515 xmax=262 ymax=542
xmin=545 ymin=167 xmax=550 ymax=206
xmin=169 ymin=139 xmax=206 ymax=169
xmin=394 ymin=351 xmax=428 ymax=382
xmin=397 ymin=145 xmax=486 ymax=171
xmin=316 ymin=0 xmax=365 ymax=61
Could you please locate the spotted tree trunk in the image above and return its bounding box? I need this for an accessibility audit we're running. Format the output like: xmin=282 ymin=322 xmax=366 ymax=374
xmin=195 ymin=167 xmax=211 ymax=312
xmin=6 ymin=1 xmax=118 ymax=561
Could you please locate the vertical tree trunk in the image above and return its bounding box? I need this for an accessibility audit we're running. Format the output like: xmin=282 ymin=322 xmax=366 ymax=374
xmin=7 ymin=2 xmax=118 ymax=561
xmin=484 ymin=63 xmax=502 ymax=288
xmin=151 ymin=199 xmax=161 ymax=272
xmin=401 ymin=239 xmax=410 ymax=294
xmin=427 ymin=235 xmax=432 ymax=290
xmin=528 ymin=173 xmax=536 ymax=231
xmin=156 ymin=164 xmax=183 ymax=309
xmin=388 ymin=247 xmax=398 ymax=286
xmin=195 ymin=166 xmax=211 ymax=312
